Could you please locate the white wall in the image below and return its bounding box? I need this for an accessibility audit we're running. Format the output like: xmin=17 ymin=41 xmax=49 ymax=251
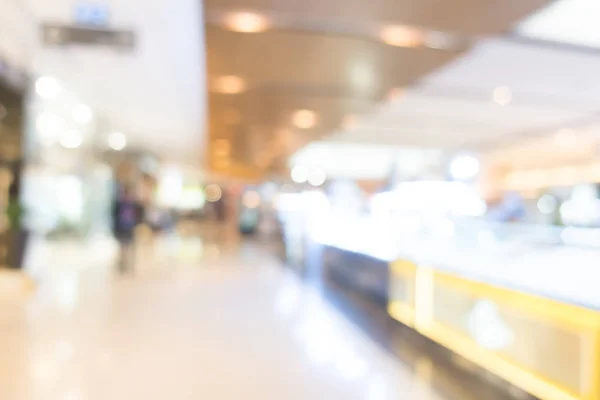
xmin=26 ymin=0 xmax=207 ymax=161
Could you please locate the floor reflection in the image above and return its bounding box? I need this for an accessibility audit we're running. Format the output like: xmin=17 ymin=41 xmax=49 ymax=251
xmin=0 ymin=225 xmax=457 ymax=399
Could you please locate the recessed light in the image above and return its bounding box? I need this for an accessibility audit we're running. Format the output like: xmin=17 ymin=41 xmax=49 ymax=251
xmin=214 ymin=75 xmax=246 ymax=94
xmin=35 ymin=76 xmax=61 ymax=99
xmin=205 ymin=184 xmax=223 ymax=202
xmin=493 ymin=86 xmax=512 ymax=106
xmin=292 ymin=109 xmax=317 ymax=129
xmin=291 ymin=165 xmax=309 ymax=183
xmin=72 ymin=104 xmax=93 ymax=124
xmin=308 ymin=169 xmax=327 ymax=186
xmin=214 ymin=139 xmax=231 ymax=156
xmin=224 ymin=12 xmax=269 ymax=33
xmin=380 ymin=25 xmax=423 ymax=48
xmin=108 ymin=132 xmax=127 ymax=151
xmin=60 ymin=130 xmax=84 ymax=149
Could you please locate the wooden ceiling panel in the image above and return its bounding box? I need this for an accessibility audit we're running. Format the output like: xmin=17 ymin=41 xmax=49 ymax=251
xmin=205 ymin=0 xmax=552 ymax=35
xmin=207 ymin=28 xmax=459 ymax=97
xmin=204 ymin=0 xmax=553 ymax=178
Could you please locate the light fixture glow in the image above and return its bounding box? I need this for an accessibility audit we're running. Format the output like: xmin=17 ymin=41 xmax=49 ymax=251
xmin=72 ymin=104 xmax=93 ymax=124
xmin=35 ymin=76 xmax=61 ymax=99
xmin=380 ymin=25 xmax=423 ymax=48
xmin=60 ymin=130 xmax=83 ymax=149
xmin=36 ymin=112 xmax=66 ymax=144
xmin=308 ymin=169 xmax=327 ymax=186
xmin=292 ymin=109 xmax=317 ymax=129
xmin=538 ymin=194 xmax=558 ymax=214
xmin=449 ymin=155 xmax=480 ymax=180
xmin=224 ymin=12 xmax=269 ymax=33
xmin=214 ymin=75 xmax=246 ymax=94
xmin=492 ymin=86 xmax=512 ymax=106
xmin=291 ymin=165 xmax=309 ymax=183
xmin=214 ymin=139 xmax=231 ymax=156
xmin=205 ymin=184 xmax=223 ymax=202
xmin=108 ymin=132 xmax=127 ymax=151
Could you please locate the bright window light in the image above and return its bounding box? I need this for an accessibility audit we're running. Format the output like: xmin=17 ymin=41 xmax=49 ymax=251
xmin=518 ymin=0 xmax=600 ymax=48
xmin=291 ymin=165 xmax=309 ymax=183
xmin=449 ymin=155 xmax=480 ymax=181
xmin=72 ymin=104 xmax=93 ymax=124
xmin=36 ymin=112 xmax=66 ymax=144
xmin=60 ymin=130 xmax=84 ymax=149
xmin=35 ymin=76 xmax=61 ymax=99
xmin=308 ymin=169 xmax=326 ymax=186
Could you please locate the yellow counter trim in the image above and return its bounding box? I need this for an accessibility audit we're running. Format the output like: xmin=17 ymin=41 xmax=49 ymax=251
xmin=422 ymin=322 xmax=581 ymax=400
xmin=388 ymin=259 xmax=600 ymax=400
xmin=433 ymin=270 xmax=600 ymax=332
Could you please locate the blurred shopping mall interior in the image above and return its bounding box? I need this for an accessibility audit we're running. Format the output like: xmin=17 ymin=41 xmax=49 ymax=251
xmin=3 ymin=0 xmax=600 ymax=399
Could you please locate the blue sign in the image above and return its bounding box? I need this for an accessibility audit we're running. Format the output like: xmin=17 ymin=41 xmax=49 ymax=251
xmin=74 ymin=3 xmax=109 ymax=26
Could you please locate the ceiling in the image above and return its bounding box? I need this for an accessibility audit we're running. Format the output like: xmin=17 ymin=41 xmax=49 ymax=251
xmin=203 ymin=0 xmax=552 ymax=178
xmin=330 ymin=38 xmax=600 ymax=152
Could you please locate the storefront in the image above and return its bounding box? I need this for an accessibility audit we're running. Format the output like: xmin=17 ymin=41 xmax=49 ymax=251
xmin=0 ymin=65 xmax=26 ymax=267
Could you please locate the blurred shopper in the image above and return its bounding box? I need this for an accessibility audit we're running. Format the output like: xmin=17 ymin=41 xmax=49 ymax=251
xmin=5 ymin=181 xmax=28 ymax=269
xmin=112 ymin=185 xmax=142 ymax=274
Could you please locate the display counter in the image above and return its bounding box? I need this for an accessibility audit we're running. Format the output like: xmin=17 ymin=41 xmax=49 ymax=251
xmin=312 ymin=214 xmax=600 ymax=400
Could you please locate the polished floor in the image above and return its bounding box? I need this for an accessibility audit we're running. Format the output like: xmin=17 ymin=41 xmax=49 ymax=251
xmin=0 ymin=227 xmax=447 ymax=400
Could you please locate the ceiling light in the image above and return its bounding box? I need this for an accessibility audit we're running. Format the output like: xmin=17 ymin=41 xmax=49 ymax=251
xmin=60 ymin=130 xmax=83 ymax=149
xmin=380 ymin=25 xmax=423 ymax=48
xmin=449 ymin=155 xmax=480 ymax=180
xmin=308 ymin=169 xmax=327 ymax=186
xmin=72 ymin=104 xmax=92 ymax=124
xmin=292 ymin=109 xmax=317 ymax=129
xmin=224 ymin=12 xmax=269 ymax=33
xmin=554 ymin=129 xmax=576 ymax=147
xmin=205 ymin=184 xmax=223 ymax=202
xmin=108 ymin=131 xmax=127 ymax=151
xmin=36 ymin=112 xmax=66 ymax=143
xmin=493 ymin=86 xmax=512 ymax=106
xmin=214 ymin=75 xmax=246 ymax=94
xmin=35 ymin=76 xmax=61 ymax=99
xmin=291 ymin=165 xmax=309 ymax=183
xmin=214 ymin=139 xmax=231 ymax=156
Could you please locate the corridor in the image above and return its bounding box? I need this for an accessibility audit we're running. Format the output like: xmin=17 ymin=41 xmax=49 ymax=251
xmin=0 ymin=229 xmax=445 ymax=400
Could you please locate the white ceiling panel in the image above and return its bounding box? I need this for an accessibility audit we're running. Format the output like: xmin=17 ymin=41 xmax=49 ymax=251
xmin=327 ymin=38 xmax=600 ymax=151
xmin=517 ymin=0 xmax=600 ymax=49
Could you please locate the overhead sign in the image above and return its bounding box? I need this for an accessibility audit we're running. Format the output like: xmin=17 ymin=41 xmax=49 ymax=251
xmin=41 ymin=24 xmax=135 ymax=50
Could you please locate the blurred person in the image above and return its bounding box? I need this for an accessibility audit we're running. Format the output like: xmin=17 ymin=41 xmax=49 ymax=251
xmin=112 ymin=185 xmax=142 ymax=274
